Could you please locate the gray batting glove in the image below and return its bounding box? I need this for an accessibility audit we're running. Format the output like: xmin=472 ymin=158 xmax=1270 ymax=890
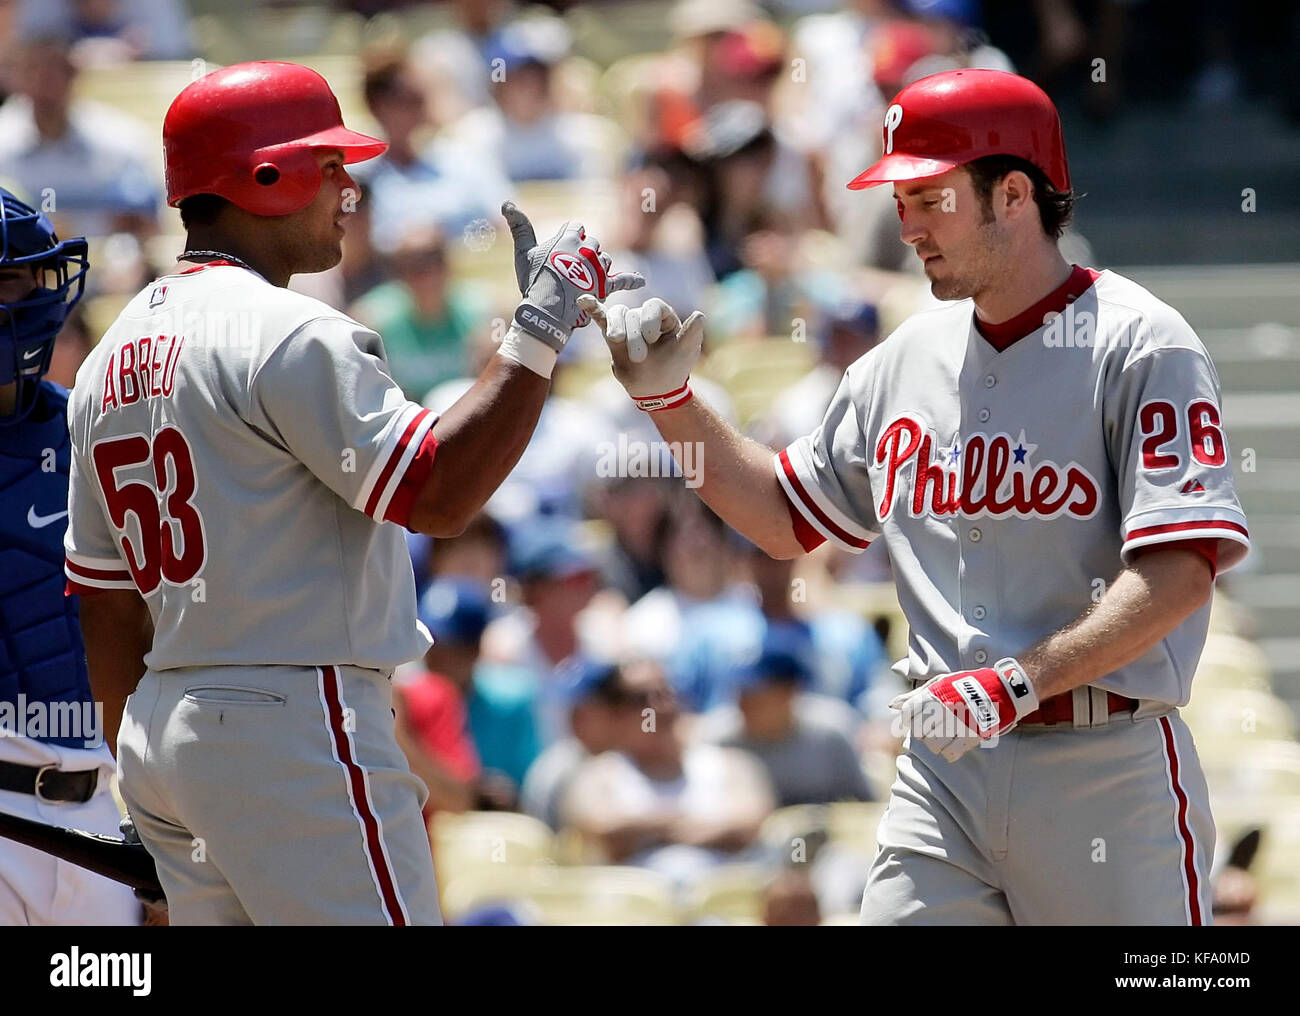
xmin=502 ymin=202 xmax=645 ymax=352
xmin=577 ymin=294 xmax=706 ymax=412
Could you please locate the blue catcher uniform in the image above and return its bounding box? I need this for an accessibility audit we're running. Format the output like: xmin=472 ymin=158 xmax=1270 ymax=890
xmin=0 ymin=189 xmax=137 ymax=925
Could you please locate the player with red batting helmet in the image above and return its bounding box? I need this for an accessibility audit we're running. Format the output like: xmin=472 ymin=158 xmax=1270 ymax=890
xmin=580 ymin=69 xmax=1247 ymax=924
xmin=64 ymin=61 xmax=641 ymax=924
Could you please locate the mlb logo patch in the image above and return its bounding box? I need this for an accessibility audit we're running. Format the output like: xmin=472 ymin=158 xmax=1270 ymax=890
xmin=148 ymin=285 xmax=168 ymax=308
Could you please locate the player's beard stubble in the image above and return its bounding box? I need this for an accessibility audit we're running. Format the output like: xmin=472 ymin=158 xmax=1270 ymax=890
xmin=925 ymin=214 xmax=1012 ymax=305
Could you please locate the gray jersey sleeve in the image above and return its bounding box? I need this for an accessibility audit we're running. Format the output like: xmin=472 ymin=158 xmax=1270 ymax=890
xmin=774 ymin=365 xmax=881 ymax=553
xmin=1106 ymin=343 xmax=1250 ymax=570
xmin=63 ymin=432 xmax=138 ymax=592
xmin=246 ymin=316 xmax=439 ymax=529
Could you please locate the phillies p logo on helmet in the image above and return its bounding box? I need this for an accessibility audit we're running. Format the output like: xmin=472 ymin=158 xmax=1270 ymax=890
xmin=883 ymin=104 xmax=904 ymax=155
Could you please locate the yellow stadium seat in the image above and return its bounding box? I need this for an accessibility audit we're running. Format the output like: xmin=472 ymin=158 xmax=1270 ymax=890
xmin=510 ymin=179 xmax=622 ymax=242
xmin=684 ymin=864 xmax=771 ymax=925
xmin=759 ymin=803 xmax=832 ymax=856
xmin=1203 ymin=740 xmax=1300 ymax=803
xmin=430 ymin=810 xmax=557 ymax=892
xmin=1183 ymin=689 xmax=1297 ymax=760
xmin=75 ymin=60 xmax=195 ymax=126
xmin=827 ymin=801 xmax=889 ymax=855
xmin=440 ymin=864 xmax=680 ymax=925
xmin=1193 ymin=634 xmax=1273 ymax=693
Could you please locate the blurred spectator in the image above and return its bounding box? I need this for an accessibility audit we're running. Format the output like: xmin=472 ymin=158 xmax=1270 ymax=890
xmin=410 ymin=0 xmax=513 ymax=124
xmin=481 ymin=519 xmax=603 ymax=743
xmin=520 ymin=657 xmax=623 ymax=830
xmin=397 ymin=578 xmax=540 ymax=813
xmin=763 ymin=868 xmax=822 ymax=926
xmin=1212 ymin=827 xmax=1261 ymax=926
xmin=444 ymin=17 xmax=613 ymax=182
xmin=561 ymin=659 xmax=775 ymax=886
xmin=657 ymin=0 xmax=769 ymax=148
xmin=429 ymin=510 xmax=510 ymax=587
xmin=696 ymin=626 xmax=874 ymax=807
xmin=0 ymin=37 xmax=159 ymax=237
xmin=354 ymin=54 xmax=508 ymax=254
xmin=350 ymin=225 xmax=488 ymax=398
xmin=45 ymin=307 xmax=92 ymax=387
xmin=623 ymin=497 xmax=763 ymax=712
xmin=706 ymin=214 xmax=815 ymax=339
xmin=587 ymin=475 xmax=672 ymax=604
xmin=586 ymin=155 xmax=714 ymax=337
xmin=762 ymin=296 xmax=882 ymax=446
xmin=19 ymin=0 xmax=192 ymax=62
xmin=682 ymin=100 xmax=805 ymax=280
xmin=741 ymin=541 xmax=887 ymax=710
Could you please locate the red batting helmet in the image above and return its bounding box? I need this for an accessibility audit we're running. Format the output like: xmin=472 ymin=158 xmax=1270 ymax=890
xmin=163 ymin=61 xmax=388 ymax=217
xmin=848 ymin=69 xmax=1071 ymax=193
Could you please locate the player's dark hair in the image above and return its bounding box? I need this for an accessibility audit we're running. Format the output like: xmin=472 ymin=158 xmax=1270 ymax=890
xmin=965 ymin=155 xmax=1075 ymax=239
xmin=178 ymin=194 xmax=230 ymax=229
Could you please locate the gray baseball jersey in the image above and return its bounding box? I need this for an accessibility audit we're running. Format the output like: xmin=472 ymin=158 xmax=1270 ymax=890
xmin=63 ymin=263 xmax=435 ymax=671
xmin=775 ymin=268 xmax=1250 ymax=706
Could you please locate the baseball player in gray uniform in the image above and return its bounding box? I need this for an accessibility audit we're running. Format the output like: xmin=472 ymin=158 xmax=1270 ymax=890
xmin=62 ymin=62 xmax=641 ymax=925
xmin=578 ymin=69 xmax=1249 ymax=925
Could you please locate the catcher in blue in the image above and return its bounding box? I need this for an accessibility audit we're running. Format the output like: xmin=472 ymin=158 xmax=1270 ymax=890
xmin=0 ymin=187 xmax=139 ymax=925
xmin=578 ymin=70 xmax=1249 ymax=925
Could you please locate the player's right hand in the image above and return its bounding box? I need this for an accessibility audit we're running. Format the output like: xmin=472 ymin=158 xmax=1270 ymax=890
xmin=501 ymin=202 xmax=644 ymax=353
xmin=577 ymin=294 xmax=706 ymax=413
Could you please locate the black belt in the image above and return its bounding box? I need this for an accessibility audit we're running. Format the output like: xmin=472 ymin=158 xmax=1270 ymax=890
xmin=0 ymin=760 xmax=98 ymax=803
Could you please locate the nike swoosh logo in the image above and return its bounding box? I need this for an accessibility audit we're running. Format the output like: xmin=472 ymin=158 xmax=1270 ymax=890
xmin=27 ymin=506 xmax=69 ymax=528
xmin=21 ymin=348 xmax=42 ymax=362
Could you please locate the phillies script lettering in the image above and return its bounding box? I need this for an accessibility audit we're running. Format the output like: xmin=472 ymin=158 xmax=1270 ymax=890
xmin=875 ymin=415 xmax=1100 ymax=520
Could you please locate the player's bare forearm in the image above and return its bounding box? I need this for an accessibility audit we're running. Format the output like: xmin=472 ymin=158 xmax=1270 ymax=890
xmin=649 ymin=398 xmax=805 ymax=559
xmin=1017 ymin=546 xmax=1214 ymax=700
xmin=78 ymin=588 xmax=153 ymax=758
xmin=409 ymin=356 xmax=548 ymax=537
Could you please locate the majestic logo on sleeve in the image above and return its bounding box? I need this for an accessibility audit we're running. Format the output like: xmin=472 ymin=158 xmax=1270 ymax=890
xmin=874 ymin=415 xmax=1101 ymax=521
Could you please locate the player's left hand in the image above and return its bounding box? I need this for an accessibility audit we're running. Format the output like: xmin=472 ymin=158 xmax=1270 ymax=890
xmin=890 ymin=657 xmax=1038 ymax=762
xmin=501 ymin=202 xmax=644 ymax=350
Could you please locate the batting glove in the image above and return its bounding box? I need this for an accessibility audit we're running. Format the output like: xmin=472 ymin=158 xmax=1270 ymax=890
xmin=890 ymin=657 xmax=1039 ymax=762
xmin=576 ymin=294 xmax=706 ymax=412
xmin=502 ymin=202 xmax=644 ymax=351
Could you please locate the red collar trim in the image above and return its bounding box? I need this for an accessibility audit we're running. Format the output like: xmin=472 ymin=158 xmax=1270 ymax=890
xmin=974 ymin=265 xmax=1102 ymax=351
xmin=176 ymin=260 xmax=244 ymax=275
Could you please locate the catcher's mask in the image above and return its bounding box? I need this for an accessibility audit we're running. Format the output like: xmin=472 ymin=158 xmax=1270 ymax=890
xmin=0 ymin=187 xmax=88 ymax=425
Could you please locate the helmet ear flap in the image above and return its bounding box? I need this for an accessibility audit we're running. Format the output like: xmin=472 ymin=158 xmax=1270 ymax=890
xmin=239 ymin=145 xmax=323 ymax=216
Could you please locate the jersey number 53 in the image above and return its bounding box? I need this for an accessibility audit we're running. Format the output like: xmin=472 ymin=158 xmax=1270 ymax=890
xmin=91 ymin=428 xmax=208 ymax=595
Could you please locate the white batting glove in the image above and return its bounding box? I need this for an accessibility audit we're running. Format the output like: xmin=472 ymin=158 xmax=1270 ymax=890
xmin=576 ymin=294 xmax=706 ymax=412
